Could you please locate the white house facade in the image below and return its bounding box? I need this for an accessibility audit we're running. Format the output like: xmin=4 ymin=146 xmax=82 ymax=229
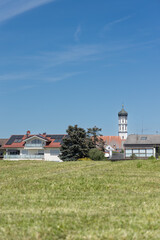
xmin=104 ymin=145 xmax=115 ymax=158
xmin=3 ymin=133 xmax=65 ymax=162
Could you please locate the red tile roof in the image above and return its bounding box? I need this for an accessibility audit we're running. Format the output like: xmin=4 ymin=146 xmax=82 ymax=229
xmin=3 ymin=134 xmax=66 ymax=148
xmin=100 ymin=136 xmax=124 ymax=149
xmin=0 ymin=139 xmax=8 ymax=149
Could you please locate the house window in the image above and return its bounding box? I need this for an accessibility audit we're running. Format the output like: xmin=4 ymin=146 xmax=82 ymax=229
xmin=9 ymin=150 xmax=20 ymax=155
xmin=139 ymin=154 xmax=145 ymax=157
xmin=22 ymin=150 xmax=28 ymax=155
xmin=146 ymin=149 xmax=153 ymax=157
xmin=38 ymin=150 xmax=44 ymax=155
xmin=50 ymin=149 xmax=60 ymax=156
xmin=139 ymin=149 xmax=145 ymax=153
xmin=31 ymin=139 xmax=42 ymax=144
xmin=125 ymin=149 xmax=132 ymax=157
xmin=133 ymin=149 xmax=139 ymax=154
xmin=146 ymin=149 xmax=153 ymax=154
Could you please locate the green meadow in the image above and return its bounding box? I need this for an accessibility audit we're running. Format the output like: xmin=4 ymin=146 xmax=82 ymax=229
xmin=0 ymin=160 xmax=160 ymax=240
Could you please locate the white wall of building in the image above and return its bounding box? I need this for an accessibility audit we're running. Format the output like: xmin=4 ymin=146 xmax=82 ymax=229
xmin=105 ymin=145 xmax=114 ymax=158
xmin=5 ymin=148 xmax=63 ymax=162
xmin=44 ymin=148 xmax=62 ymax=162
xmin=119 ymin=132 xmax=128 ymax=140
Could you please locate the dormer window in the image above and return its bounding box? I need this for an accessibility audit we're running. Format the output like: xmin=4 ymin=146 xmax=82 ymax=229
xmin=141 ymin=137 xmax=147 ymax=140
xmin=24 ymin=136 xmax=47 ymax=148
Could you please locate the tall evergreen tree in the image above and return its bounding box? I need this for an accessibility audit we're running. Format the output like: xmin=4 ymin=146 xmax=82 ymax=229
xmin=60 ymin=125 xmax=90 ymax=161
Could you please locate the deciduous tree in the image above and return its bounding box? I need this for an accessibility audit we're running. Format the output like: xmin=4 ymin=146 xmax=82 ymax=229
xmin=87 ymin=126 xmax=105 ymax=151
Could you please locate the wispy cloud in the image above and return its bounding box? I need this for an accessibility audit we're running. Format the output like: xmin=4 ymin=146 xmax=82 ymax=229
xmin=74 ymin=25 xmax=82 ymax=42
xmin=104 ymin=15 xmax=132 ymax=31
xmin=29 ymin=44 xmax=104 ymax=68
xmin=0 ymin=73 xmax=30 ymax=81
xmin=0 ymin=0 xmax=55 ymax=23
xmin=45 ymin=72 xmax=83 ymax=82
xmin=0 ymin=71 xmax=82 ymax=83
xmin=0 ymin=44 xmax=102 ymax=85
xmin=0 ymin=38 xmax=158 ymax=86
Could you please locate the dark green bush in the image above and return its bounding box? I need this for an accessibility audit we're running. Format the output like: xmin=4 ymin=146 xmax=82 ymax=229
xmin=130 ymin=154 xmax=137 ymax=160
xmin=89 ymin=148 xmax=105 ymax=161
xmin=148 ymin=156 xmax=156 ymax=160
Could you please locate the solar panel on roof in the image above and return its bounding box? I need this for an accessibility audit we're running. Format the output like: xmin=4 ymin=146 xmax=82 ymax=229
xmin=14 ymin=139 xmax=22 ymax=143
xmin=46 ymin=135 xmax=64 ymax=140
xmin=6 ymin=135 xmax=23 ymax=145
xmin=54 ymin=139 xmax=62 ymax=142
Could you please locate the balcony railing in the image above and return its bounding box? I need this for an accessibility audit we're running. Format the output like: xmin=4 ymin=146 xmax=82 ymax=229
xmin=25 ymin=144 xmax=44 ymax=147
xmin=4 ymin=154 xmax=44 ymax=160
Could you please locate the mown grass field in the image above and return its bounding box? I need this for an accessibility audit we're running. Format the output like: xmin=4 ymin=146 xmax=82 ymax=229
xmin=0 ymin=160 xmax=160 ymax=240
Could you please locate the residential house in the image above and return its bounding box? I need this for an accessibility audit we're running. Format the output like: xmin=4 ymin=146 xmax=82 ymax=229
xmin=100 ymin=136 xmax=124 ymax=151
xmin=3 ymin=133 xmax=66 ymax=161
xmin=124 ymin=134 xmax=160 ymax=159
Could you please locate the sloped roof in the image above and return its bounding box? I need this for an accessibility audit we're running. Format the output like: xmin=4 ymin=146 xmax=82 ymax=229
xmin=124 ymin=134 xmax=160 ymax=145
xmin=0 ymin=139 xmax=8 ymax=149
xmin=100 ymin=136 xmax=123 ymax=149
xmin=24 ymin=135 xmax=48 ymax=142
xmin=3 ymin=134 xmax=66 ymax=148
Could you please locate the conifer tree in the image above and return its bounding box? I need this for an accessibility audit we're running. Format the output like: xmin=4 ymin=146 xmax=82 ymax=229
xmin=60 ymin=125 xmax=90 ymax=161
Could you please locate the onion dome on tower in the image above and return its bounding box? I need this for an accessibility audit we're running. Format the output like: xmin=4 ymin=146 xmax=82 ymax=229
xmin=118 ymin=105 xmax=128 ymax=117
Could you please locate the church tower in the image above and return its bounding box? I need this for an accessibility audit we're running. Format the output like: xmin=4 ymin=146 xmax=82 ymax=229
xmin=118 ymin=105 xmax=128 ymax=140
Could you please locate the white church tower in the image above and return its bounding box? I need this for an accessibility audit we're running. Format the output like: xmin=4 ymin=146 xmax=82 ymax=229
xmin=118 ymin=105 xmax=128 ymax=140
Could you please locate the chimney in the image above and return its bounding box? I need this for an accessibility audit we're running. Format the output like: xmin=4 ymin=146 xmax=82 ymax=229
xmin=26 ymin=130 xmax=31 ymax=138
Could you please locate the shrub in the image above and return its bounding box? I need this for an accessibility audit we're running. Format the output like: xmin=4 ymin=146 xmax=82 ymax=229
xmin=148 ymin=156 xmax=156 ymax=160
xmin=130 ymin=154 xmax=137 ymax=160
xmin=89 ymin=148 xmax=105 ymax=161
xmin=78 ymin=158 xmax=92 ymax=161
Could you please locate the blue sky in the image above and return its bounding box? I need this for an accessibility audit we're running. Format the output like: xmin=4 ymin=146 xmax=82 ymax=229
xmin=0 ymin=0 xmax=160 ymax=137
